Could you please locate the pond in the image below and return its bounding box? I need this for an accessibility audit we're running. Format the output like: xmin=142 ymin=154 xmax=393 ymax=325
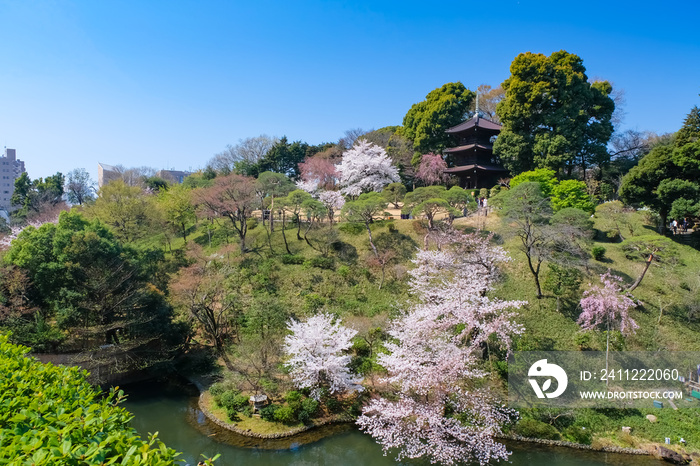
xmin=122 ymin=380 xmax=667 ymax=466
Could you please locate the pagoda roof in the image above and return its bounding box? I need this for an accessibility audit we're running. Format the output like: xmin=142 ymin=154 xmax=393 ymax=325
xmin=443 ymin=143 xmax=492 ymax=153
xmin=443 ymin=163 xmax=508 ymax=174
xmin=446 ymin=114 xmax=502 ymax=134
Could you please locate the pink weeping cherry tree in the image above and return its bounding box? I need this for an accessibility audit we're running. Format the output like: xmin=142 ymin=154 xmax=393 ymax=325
xmin=415 ymin=152 xmax=449 ymax=186
xmin=356 ymin=228 xmax=526 ymax=465
xmin=577 ymin=271 xmax=637 ymax=376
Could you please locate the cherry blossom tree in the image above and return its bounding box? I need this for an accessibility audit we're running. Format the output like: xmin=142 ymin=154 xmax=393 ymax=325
xmin=416 ymin=152 xmax=449 ymax=186
xmin=318 ymin=190 xmax=345 ymax=224
xmin=283 ymin=313 xmax=363 ymax=400
xmin=338 ymin=139 xmax=400 ymax=198
xmin=357 ymin=228 xmax=525 ymax=465
xmin=577 ymin=271 xmax=637 ymax=375
xmin=195 ymin=174 xmax=257 ymax=253
xmin=298 ymin=156 xmax=339 ymax=192
xmin=0 ymin=210 xmax=62 ymax=250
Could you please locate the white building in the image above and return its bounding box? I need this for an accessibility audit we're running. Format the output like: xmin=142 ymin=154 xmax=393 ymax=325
xmin=0 ymin=149 xmax=26 ymax=212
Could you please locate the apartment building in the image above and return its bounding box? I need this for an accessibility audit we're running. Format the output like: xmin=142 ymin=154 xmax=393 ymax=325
xmin=0 ymin=149 xmax=26 ymax=212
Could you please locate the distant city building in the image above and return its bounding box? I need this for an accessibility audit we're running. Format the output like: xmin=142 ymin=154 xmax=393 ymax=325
xmin=0 ymin=148 xmax=26 ymax=211
xmin=156 ymin=169 xmax=191 ymax=184
xmin=98 ymin=163 xmax=192 ymax=188
xmin=97 ymin=162 xmax=121 ymax=188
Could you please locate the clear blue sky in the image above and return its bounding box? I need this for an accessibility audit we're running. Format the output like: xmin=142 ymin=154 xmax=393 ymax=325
xmin=1 ymin=0 xmax=698 ymax=182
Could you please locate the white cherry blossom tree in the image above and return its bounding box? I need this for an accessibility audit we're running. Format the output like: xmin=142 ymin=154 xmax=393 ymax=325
xmin=357 ymin=228 xmax=525 ymax=465
xmin=283 ymin=313 xmax=363 ymax=399
xmin=338 ymin=139 xmax=399 ymax=198
xmin=317 ymin=190 xmax=345 ymax=224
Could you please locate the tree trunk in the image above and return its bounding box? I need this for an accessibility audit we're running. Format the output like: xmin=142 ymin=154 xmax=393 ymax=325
xmin=281 ymin=210 xmax=291 ymax=254
xmin=365 ymin=222 xmax=379 ymax=258
xmin=628 ymin=252 xmax=655 ymax=291
xmin=269 ymin=196 xmax=275 ymax=232
xmin=525 ymin=252 xmax=543 ymax=298
xmin=296 ymin=213 xmax=302 ymax=240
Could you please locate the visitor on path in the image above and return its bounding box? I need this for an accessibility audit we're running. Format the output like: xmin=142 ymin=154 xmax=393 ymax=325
xmin=671 ymin=219 xmax=678 ymax=235
xmin=683 ymin=218 xmax=689 ymax=232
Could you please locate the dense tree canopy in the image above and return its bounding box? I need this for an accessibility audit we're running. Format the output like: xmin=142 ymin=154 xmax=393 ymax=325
xmin=2 ymin=211 xmax=181 ymax=360
xmin=401 ymin=82 xmax=475 ymax=162
xmin=620 ymin=106 xmax=700 ymax=228
xmin=494 ymin=51 xmax=615 ymax=178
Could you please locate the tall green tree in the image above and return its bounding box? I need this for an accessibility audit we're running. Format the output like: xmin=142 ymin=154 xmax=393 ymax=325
xmin=248 ymin=137 xmax=313 ymax=178
xmin=10 ymin=172 xmax=65 ymax=221
xmin=65 ymin=168 xmax=96 ymax=205
xmin=401 ymin=82 xmax=475 ymax=163
xmin=620 ymin=108 xmax=700 ymax=230
xmin=157 ymin=183 xmax=196 ymax=244
xmin=675 ymin=105 xmax=700 ymax=148
xmin=494 ymin=51 xmax=615 ymax=178
xmin=89 ymin=180 xmax=151 ymax=243
xmin=3 ymin=211 xmax=181 ymax=357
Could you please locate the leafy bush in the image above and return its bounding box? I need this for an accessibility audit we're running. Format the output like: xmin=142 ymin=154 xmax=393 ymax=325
xmin=260 ymin=403 xmax=280 ymax=422
xmin=562 ymin=425 xmax=593 ymax=445
xmin=219 ymin=390 xmax=249 ymax=417
xmin=210 ymin=382 xmax=228 ymax=399
xmin=273 ymin=405 xmax=297 ymax=424
xmin=338 ymin=222 xmax=365 ymax=235
xmin=591 ymin=246 xmax=606 ymax=261
xmin=304 ymin=257 xmax=335 ymax=270
xmin=247 ymin=217 xmax=258 ymax=230
xmin=337 ymin=265 xmax=351 ymax=279
xmin=0 ymin=334 xmax=180 ymax=464
xmin=575 ymin=331 xmax=594 ymax=351
xmin=282 ymin=254 xmax=305 ymax=265
xmin=515 ymin=418 xmax=561 ymax=440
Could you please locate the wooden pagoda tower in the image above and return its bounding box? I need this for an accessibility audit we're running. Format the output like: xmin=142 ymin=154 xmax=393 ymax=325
xmin=442 ymin=98 xmax=508 ymax=189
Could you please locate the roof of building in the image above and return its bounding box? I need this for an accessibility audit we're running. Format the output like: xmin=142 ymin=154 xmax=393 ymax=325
xmin=445 ymin=114 xmax=502 ymax=134
xmin=443 ymin=143 xmax=492 ymax=153
xmin=443 ymin=163 xmax=509 ymax=174
xmin=98 ymin=162 xmax=119 ymax=172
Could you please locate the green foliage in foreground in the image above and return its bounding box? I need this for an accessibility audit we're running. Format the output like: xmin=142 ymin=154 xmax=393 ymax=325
xmin=0 ymin=334 xmax=181 ymax=465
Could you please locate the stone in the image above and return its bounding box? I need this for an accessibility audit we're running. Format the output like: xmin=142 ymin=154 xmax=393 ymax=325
xmin=621 ymin=426 xmax=631 ymax=434
xmin=646 ymin=414 xmax=657 ymax=423
xmin=656 ymin=446 xmax=690 ymax=465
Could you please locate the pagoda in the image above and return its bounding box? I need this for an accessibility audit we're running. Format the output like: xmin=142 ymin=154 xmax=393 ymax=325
xmin=442 ymin=98 xmax=508 ymax=189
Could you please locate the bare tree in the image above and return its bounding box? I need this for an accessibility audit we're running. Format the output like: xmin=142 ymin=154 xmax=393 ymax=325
xmin=208 ymin=135 xmax=278 ymax=174
xmin=339 ymin=128 xmax=369 ymax=149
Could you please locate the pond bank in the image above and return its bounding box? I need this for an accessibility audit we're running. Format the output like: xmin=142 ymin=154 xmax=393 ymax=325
xmin=189 ymin=375 xmax=692 ymax=463
xmin=124 ymin=378 xmax=671 ymax=465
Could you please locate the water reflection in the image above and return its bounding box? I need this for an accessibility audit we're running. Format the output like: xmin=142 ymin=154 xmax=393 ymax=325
xmin=123 ymin=380 xmax=666 ymax=465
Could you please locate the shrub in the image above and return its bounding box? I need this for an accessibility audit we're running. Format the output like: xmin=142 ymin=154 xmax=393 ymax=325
xmin=219 ymin=390 xmax=249 ymax=416
xmin=515 ymin=418 xmax=561 ymax=440
xmin=337 ymin=265 xmax=351 ymax=279
xmin=298 ymin=398 xmax=320 ymax=423
xmin=591 ymin=246 xmax=606 ymax=261
xmin=0 ymin=334 xmax=180 ymax=464
xmin=282 ymin=254 xmax=305 ymax=265
xmin=575 ymin=332 xmax=594 ymax=351
xmin=338 ymin=222 xmax=365 ymax=235
xmin=304 ymin=256 xmax=335 ymax=270
xmin=260 ymin=403 xmax=280 ymax=422
xmin=247 ymin=217 xmax=258 ymax=230
xmin=562 ymin=425 xmax=592 ymax=445
xmin=273 ymin=405 xmax=297 ymax=425
xmin=210 ymin=381 xmax=229 ymax=404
